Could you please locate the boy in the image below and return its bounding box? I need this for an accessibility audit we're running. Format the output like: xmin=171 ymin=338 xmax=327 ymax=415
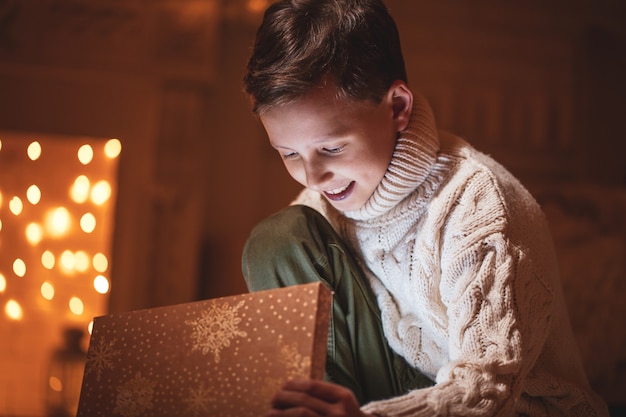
xmin=241 ymin=0 xmax=609 ymax=416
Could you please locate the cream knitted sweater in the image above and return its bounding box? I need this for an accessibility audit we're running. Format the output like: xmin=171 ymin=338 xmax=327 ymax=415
xmin=292 ymin=94 xmax=609 ymax=417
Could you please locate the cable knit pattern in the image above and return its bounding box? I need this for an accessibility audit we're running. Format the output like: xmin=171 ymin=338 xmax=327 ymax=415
xmin=292 ymin=96 xmax=609 ymax=417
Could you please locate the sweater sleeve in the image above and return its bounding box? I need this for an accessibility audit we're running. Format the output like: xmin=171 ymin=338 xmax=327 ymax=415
xmin=362 ymin=231 xmax=554 ymax=417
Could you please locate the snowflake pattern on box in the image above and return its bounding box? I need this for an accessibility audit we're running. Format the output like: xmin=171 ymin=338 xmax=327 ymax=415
xmin=186 ymin=300 xmax=247 ymax=363
xmin=77 ymin=283 xmax=331 ymax=417
xmin=84 ymin=337 xmax=120 ymax=381
xmin=113 ymin=372 xmax=157 ymax=417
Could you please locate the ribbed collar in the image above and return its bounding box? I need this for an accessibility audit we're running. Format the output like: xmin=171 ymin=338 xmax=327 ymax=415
xmin=343 ymin=92 xmax=440 ymax=221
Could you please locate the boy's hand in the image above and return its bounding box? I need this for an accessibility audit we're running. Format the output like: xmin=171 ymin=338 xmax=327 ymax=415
xmin=266 ymin=378 xmax=377 ymax=417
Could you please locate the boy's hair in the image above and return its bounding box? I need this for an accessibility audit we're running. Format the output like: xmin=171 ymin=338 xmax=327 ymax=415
xmin=244 ymin=0 xmax=407 ymax=114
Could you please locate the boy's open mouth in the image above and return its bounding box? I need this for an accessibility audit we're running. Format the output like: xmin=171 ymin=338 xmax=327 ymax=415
xmin=323 ymin=181 xmax=355 ymax=201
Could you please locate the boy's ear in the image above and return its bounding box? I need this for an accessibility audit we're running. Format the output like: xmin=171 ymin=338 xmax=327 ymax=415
xmin=388 ymin=81 xmax=413 ymax=132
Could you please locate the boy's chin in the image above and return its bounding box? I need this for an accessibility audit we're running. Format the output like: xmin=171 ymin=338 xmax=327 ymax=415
xmin=324 ymin=196 xmax=365 ymax=213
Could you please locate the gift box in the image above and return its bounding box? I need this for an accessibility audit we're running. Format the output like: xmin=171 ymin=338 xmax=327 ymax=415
xmin=76 ymin=282 xmax=332 ymax=417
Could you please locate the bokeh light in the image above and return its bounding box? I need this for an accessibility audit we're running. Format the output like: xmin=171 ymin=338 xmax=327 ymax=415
xmin=70 ymin=175 xmax=90 ymax=204
xmin=5 ymin=300 xmax=23 ymax=320
xmin=104 ymin=139 xmax=122 ymax=159
xmin=41 ymin=281 xmax=55 ymax=300
xmin=93 ymin=275 xmax=110 ymax=294
xmin=27 ymin=141 xmax=41 ymax=161
xmin=45 ymin=207 xmax=71 ymax=237
xmin=26 ymin=185 xmax=41 ymax=205
xmin=77 ymin=144 xmax=94 ymax=165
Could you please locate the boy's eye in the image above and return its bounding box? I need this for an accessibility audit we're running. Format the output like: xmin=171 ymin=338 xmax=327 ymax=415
xmin=323 ymin=145 xmax=344 ymax=154
xmin=282 ymin=151 xmax=298 ymax=160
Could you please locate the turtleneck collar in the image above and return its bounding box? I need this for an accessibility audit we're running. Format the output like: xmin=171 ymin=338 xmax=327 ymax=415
xmin=343 ymin=92 xmax=440 ymax=221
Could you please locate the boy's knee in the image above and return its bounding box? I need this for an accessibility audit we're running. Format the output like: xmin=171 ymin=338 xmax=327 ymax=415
xmin=242 ymin=205 xmax=329 ymax=288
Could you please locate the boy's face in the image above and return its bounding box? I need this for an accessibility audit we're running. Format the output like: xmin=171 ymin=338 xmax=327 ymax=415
xmin=260 ymin=82 xmax=411 ymax=212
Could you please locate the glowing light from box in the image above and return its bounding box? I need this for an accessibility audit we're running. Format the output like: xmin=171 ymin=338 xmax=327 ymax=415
xmin=0 ymin=274 xmax=6 ymax=292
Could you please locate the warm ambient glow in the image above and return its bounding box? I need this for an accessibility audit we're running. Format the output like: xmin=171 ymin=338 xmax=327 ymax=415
xmin=49 ymin=376 xmax=63 ymax=392
xmin=247 ymin=0 xmax=270 ymax=14
xmin=0 ymin=273 xmax=6 ymax=293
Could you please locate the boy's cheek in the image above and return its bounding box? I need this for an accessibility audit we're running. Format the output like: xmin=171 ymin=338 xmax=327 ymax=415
xmin=284 ymin=164 xmax=306 ymax=186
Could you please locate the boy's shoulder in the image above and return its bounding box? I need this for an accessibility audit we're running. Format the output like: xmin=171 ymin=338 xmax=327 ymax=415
xmin=438 ymin=131 xmax=530 ymax=197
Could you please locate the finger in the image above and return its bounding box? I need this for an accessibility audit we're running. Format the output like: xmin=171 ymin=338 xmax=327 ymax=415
xmin=266 ymin=407 xmax=320 ymax=417
xmin=271 ymin=385 xmax=331 ymax=415
xmin=282 ymin=378 xmax=355 ymax=403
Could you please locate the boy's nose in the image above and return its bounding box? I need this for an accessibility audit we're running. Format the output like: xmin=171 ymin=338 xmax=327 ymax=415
xmin=303 ymin=160 xmax=331 ymax=191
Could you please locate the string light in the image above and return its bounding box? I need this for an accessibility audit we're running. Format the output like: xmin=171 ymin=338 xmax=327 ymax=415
xmin=5 ymin=300 xmax=23 ymax=321
xmin=77 ymin=144 xmax=94 ymax=165
xmin=9 ymin=196 xmax=23 ymax=215
xmin=0 ymin=134 xmax=121 ymax=416
xmin=27 ymin=141 xmax=41 ymax=161
xmin=26 ymin=185 xmax=41 ymax=205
